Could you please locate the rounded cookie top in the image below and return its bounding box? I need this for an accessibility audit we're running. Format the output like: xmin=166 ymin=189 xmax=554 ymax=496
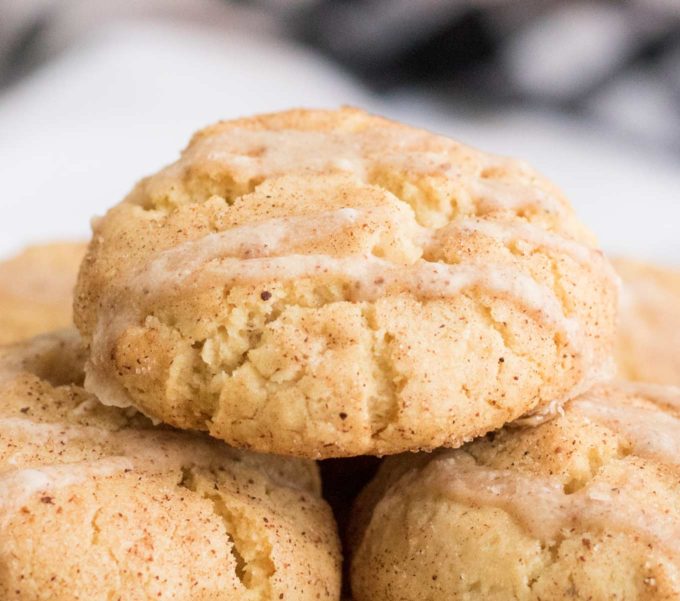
xmin=614 ymin=258 xmax=680 ymax=386
xmin=0 ymin=242 xmax=86 ymax=344
xmin=350 ymin=381 xmax=680 ymax=601
xmin=75 ymin=107 xmax=619 ymax=458
xmin=0 ymin=331 xmax=340 ymax=601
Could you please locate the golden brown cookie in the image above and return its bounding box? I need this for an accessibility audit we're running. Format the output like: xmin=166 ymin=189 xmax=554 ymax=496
xmin=614 ymin=258 xmax=680 ymax=386
xmin=0 ymin=242 xmax=86 ymax=344
xmin=350 ymin=381 xmax=680 ymax=601
xmin=75 ymin=107 xmax=619 ymax=458
xmin=0 ymin=331 xmax=341 ymax=601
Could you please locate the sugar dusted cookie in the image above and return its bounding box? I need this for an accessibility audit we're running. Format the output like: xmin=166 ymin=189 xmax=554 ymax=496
xmin=615 ymin=258 xmax=680 ymax=386
xmin=75 ymin=107 xmax=618 ymax=458
xmin=0 ymin=242 xmax=85 ymax=344
xmin=0 ymin=331 xmax=341 ymax=601
xmin=350 ymin=381 xmax=680 ymax=601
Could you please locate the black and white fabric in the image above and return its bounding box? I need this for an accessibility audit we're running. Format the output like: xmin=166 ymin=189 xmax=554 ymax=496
xmin=293 ymin=0 xmax=680 ymax=152
xmin=1 ymin=0 xmax=679 ymax=152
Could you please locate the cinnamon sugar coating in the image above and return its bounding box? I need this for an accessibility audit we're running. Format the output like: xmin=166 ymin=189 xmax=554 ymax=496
xmin=350 ymin=381 xmax=680 ymax=601
xmin=0 ymin=331 xmax=341 ymax=601
xmin=74 ymin=107 xmax=618 ymax=458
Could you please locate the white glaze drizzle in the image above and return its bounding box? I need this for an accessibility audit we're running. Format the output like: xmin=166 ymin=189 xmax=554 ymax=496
xmin=613 ymin=381 xmax=680 ymax=413
xmin=0 ymin=411 xmax=243 ymax=475
xmin=572 ymin=399 xmax=680 ymax=467
xmin=468 ymin=178 xmax=563 ymax=215
xmin=427 ymin=457 xmax=680 ymax=556
xmin=0 ymin=415 xmax=248 ymax=522
xmin=140 ymin=207 xmax=393 ymax=281
xmin=159 ymin=126 xmax=566 ymax=215
xmin=87 ymin=250 xmax=582 ymax=409
xmin=135 ymin=208 xmax=611 ymax=286
xmin=88 ymin=137 xmax=614 ymax=412
xmin=0 ymin=458 xmax=134 ymax=522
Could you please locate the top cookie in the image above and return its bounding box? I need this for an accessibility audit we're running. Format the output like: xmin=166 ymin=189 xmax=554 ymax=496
xmin=74 ymin=107 xmax=619 ymax=458
xmin=614 ymin=258 xmax=680 ymax=386
xmin=0 ymin=242 xmax=85 ymax=344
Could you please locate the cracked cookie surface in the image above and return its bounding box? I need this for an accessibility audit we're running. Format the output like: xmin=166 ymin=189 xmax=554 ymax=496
xmin=74 ymin=107 xmax=619 ymax=458
xmin=0 ymin=242 xmax=85 ymax=344
xmin=349 ymin=381 xmax=680 ymax=601
xmin=0 ymin=330 xmax=341 ymax=601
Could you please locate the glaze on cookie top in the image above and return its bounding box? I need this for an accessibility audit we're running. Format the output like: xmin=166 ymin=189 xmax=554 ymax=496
xmin=427 ymin=459 xmax=679 ymax=557
xmin=145 ymin=126 xmax=566 ymax=217
xmin=350 ymin=381 xmax=680 ymax=601
xmin=569 ymin=393 xmax=680 ymax=468
xmin=0 ymin=331 xmax=341 ymax=601
xmin=75 ymin=107 xmax=619 ymax=458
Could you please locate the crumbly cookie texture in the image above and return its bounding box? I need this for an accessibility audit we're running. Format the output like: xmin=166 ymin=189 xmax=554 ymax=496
xmin=75 ymin=107 xmax=619 ymax=458
xmin=350 ymin=381 xmax=680 ymax=601
xmin=614 ymin=258 xmax=680 ymax=386
xmin=0 ymin=242 xmax=86 ymax=344
xmin=0 ymin=331 xmax=341 ymax=601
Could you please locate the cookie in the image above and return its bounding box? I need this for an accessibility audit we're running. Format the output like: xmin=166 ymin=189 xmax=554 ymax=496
xmin=74 ymin=107 xmax=619 ymax=458
xmin=350 ymin=381 xmax=680 ymax=601
xmin=0 ymin=242 xmax=86 ymax=344
xmin=0 ymin=331 xmax=341 ymax=601
xmin=614 ymin=258 xmax=680 ymax=386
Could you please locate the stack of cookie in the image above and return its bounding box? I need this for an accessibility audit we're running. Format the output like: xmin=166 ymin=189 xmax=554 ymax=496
xmin=1 ymin=108 xmax=678 ymax=600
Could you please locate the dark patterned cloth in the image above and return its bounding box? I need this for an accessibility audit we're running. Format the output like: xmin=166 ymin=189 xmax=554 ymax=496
xmin=291 ymin=0 xmax=680 ymax=152
xmin=2 ymin=0 xmax=679 ymax=151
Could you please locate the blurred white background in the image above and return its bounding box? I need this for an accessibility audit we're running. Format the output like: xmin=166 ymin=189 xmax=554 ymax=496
xmin=0 ymin=0 xmax=678 ymax=263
